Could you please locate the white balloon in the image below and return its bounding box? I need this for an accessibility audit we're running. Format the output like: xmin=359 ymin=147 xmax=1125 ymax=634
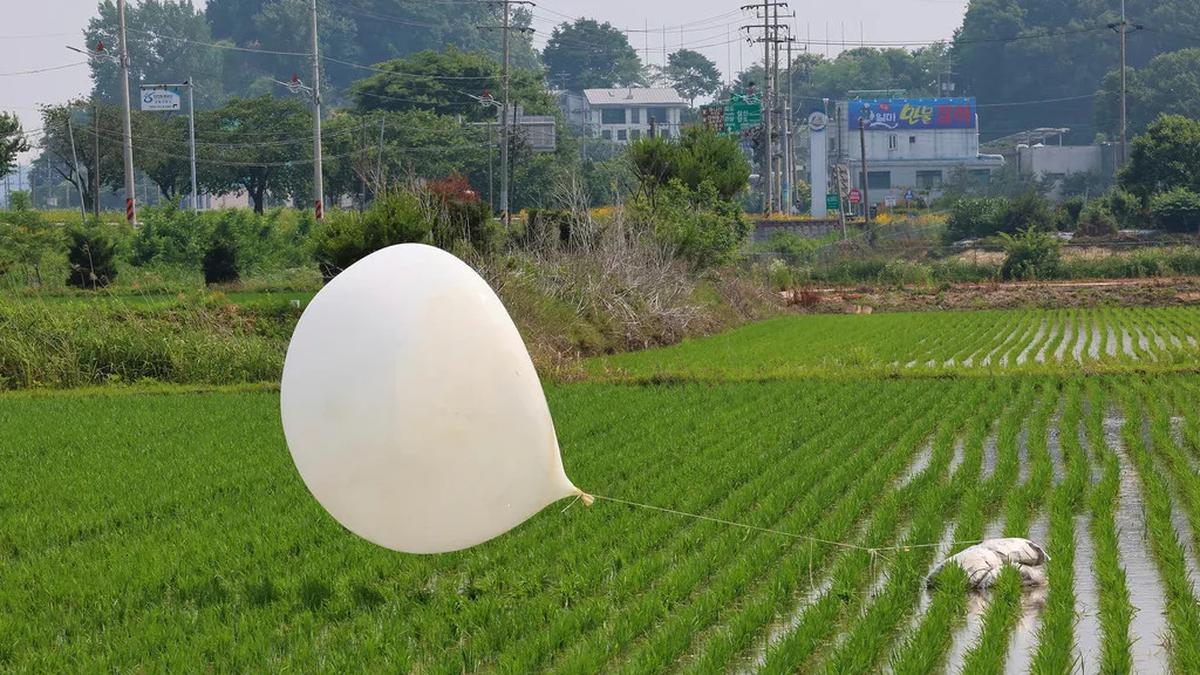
xmin=281 ymin=243 xmax=583 ymax=554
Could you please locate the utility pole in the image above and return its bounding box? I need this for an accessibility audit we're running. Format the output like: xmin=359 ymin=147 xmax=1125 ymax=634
xmin=310 ymin=0 xmax=324 ymax=219
xmin=481 ymin=1 xmax=533 ymax=225
xmin=742 ymin=1 xmax=787 ymax=215
xmin=66 ymin=112 xmax=87 ymax=221
xmin=93 ymin=100 xmax=100 ymax=217
xmin=859 ymin=116 xmax=870 ymax=225
xmin=187 ymin=79 xmax=197 ymax=213
xmin=117 ymin=0 xmax=136 ymax=225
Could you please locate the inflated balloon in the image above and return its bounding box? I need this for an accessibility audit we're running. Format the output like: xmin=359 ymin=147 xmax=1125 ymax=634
xmin=280 ymin=243 xmax=587 ymax=554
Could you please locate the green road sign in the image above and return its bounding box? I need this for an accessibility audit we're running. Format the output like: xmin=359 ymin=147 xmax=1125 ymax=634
xmin=724 ymin=101 xmax=762 ymax=133
xmin=826 ymin=193 xmax=841 ymax=210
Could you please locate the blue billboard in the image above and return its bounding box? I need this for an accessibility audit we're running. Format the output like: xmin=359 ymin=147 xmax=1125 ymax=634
xmin=848 ymin=98 xmax=976 ymax=131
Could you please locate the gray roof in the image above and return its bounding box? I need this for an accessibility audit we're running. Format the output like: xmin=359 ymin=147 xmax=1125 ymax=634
xmin=583 ymin=87 xmax=687 ymax=107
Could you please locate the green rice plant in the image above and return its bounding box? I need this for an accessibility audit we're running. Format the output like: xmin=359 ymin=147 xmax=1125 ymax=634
xmin=888 ymin=565 xmax=970 ymax=674
xmin=1117 ymin=382 xmax=1200 ymax=672
xmin=959 ymin=566 xmax=1024 ymax=674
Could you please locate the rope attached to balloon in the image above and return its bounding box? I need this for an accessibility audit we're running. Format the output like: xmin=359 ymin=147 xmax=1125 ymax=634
xmin=569 ymin=490 xmax=988 ymax=557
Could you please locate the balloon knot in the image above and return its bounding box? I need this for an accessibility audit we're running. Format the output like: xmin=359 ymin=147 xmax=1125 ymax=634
xmin=578 ymin=491 xmax=595 ymax=507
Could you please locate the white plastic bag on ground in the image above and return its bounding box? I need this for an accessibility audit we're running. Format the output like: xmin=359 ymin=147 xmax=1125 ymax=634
xmin=927 ymin=538 xmax=1050 ymax=589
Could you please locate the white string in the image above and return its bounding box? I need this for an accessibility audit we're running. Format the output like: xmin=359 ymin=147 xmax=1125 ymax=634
xmin=583 ymin=492 xmax=985 ymax=554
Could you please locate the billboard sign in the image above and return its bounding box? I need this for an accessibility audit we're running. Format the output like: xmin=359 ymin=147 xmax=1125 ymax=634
xmin=140 ymin=86 xmax=182 ymax=111
xmin=848 ymin=98 xmax=975 ymax=131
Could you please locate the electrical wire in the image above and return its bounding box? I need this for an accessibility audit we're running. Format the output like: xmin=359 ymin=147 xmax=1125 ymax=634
xmin=0 ymin=62 xmax=88 ymax=76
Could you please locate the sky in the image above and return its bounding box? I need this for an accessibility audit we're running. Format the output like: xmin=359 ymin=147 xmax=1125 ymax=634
xmin=1 ymin=0 xmax=969 ymax=163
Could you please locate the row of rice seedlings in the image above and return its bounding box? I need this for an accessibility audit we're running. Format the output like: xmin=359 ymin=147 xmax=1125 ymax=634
xmin=1029 ymin=379 xmax=1089 ymax=672
xmin=677 ymin=381 xmax=1003 ymax=674
xmin=949 ymin=381 xmax=1057 ymax=673
xmin=884 ymin=384 xmax=1018 ymax=674
xmin=541 ymin=382 xmax=957 ymax=674
xmin=772 ymin=380 xmax=1038 ymax=674
xmin=1142 ymin=378 xmax=1200 ymax=572
xmin=1080 ymin=378 xmax=1136 ymax=673
xmin=914 ymin=311 xmax=991 ymax=368
xmin=480 ymin=381 xmax=900 ymax=672
xmin=1116 ymin=382 xmax=1200 ymax=672
xmin=609 ymin=383 xmax=979 ymax=674
xmin=945 ymin=312 xmax=1017 ymax=368
xmin=816 ymin=389 xmax=997 ymax=673
xmin=958 ymin=566 xmax=1025 ymax=674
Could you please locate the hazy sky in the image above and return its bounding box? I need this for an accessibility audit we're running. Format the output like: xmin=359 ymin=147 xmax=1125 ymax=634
xmin=2 ymin=0 xmax=968 ymax=161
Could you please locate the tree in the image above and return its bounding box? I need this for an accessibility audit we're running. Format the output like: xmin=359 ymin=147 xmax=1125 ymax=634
xmin=196 ymin=96 xmax=311 ymax=214
xmin=629 ymin=127 xmax=750 ymax=203
xmin=36 ymin=102 xmax=126 ymax=212
xmin=1096 ymin=49 xmax=1200 ymax=138
xmin=663 ymin=50 xmax=721 ymax=106
xmin=0 ymin=112 xmax=29 ymax=179
xmin=85 ymin=0 xmax=225 ymax=107
xmin=348 ymin=48 xmax=550 ymax=122
xmin=136 ymin=113 xmax=193 ymax=199
xmin=543 ymin=19 xmax=644 ymax=91
xmin=1121 ymin=114 xmax=1200 ymax=199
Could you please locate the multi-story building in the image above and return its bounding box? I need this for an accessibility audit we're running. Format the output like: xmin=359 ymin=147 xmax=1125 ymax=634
xmin=581 ymin=87 xmax=687 ymax=143
xmin=826 ymin=97 xmax=1005 ymax=205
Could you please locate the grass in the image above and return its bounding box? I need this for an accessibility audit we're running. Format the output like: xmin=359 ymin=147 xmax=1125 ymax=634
xmin=4 ymin=305 xmax=1200 ymax=670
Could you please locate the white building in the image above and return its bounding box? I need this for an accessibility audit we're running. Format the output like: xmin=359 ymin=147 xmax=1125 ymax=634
xmin=831 ymin=98 xmax=1005 ymax=204
xmin=582 ymin=87 xmax=687 ymax=143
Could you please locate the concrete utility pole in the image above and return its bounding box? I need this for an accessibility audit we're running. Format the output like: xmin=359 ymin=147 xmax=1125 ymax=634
xmin=741 ymin=1 xmax=788 ymax=215
xmin=859 ymin=117 xmax=870 ymax=225
xmin=117 ymin=0 xmax=136 ymax=225
xmin=187 ymin=79 xmax=197 ymax=213
xmin=93 ymin=100 xmax=100 ymax=217
xmin=481 ymin=1 xmax=532 ymax=225
xmin=1109 ymin=1 xmax=1142 ymax=169
xmin=310 ymin=0 xmax=324 ymax=219
xmin=66 ymin=112 xmax=87 ymax=221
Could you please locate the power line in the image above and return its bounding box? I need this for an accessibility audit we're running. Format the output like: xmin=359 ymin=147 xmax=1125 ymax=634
xmin=0 ymin=62 xmax=88 ymax=76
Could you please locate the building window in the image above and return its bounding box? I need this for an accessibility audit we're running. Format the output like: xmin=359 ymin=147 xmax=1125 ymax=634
xmin=617 ymin=129 xmax=627 ymax=141
xmin=867 ymin=171 xmax=891 ymax=190
xmin=601 ymin=129 xmax=612 ymax=140
xmin=630 ymin=108 xmax=641 ymax=124
xmin=888 ymin=134 xmax=898 ymax=150
xmin=909 ymin=136 xmax=917 ymax=145
xmin=916 ymin=170 xmax=943 ymax=190
xmin=630 ymin=129 xmax=641 ymax=140
xmin=600 ymin=108 xmax=625 ymax=124
xmin=646 ymin=107 xmax=669 ymax=125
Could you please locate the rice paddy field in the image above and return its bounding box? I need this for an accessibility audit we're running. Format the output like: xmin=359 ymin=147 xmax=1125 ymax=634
xmin=4 ymin=306 xmax=1200 ymax=672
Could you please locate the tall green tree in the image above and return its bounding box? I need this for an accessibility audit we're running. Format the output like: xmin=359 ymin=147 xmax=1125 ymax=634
xmin=663 ymin=50 xmax=721 ymax=106
xmin=85 ymin=0 xmax=225 ymax=107
xmin=543 ymin=19 xmax=644 ymax=91
xmin=1121 ymin=114 xmax=1200 ymax=199
xmin=36 ymin=102 xmax=126 ymax=212
xmin=0 ymin=112 xmax=28 ymax=179
xmin=1096 ymin=48 xmax=1200 ymax=138
xmin=195 ymin=95 xmax=311 ymax=213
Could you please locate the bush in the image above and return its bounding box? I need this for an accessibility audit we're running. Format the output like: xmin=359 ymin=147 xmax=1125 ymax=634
xmin=1076 ymin=204 xmax=1119 ymax=238
xmin=1101 ymin=188 xmax=1144 ymax=228
xmin=945 ymin=197 xmax=1006 ymax=242
xmin=768 ymin=231 xmax=820 ymax=265
xmin=878 ymin=259 xmax=933 ymax=286
xmin=310 ymin=190 xmax=434 ymax=282
xmin=427 ymin=173 xmax=497 ymax=253
xmin=1056 ymin=197 xmax=1085 ymax=231
xmin=202 ymin=220 xmax=239 ymax=285
xmin=646 ymin=179 xmax=750 ymax=269
xmin=1150 ymin=187 xmax=1200 ymax=233
xmin=998 ymin=192 xmax=1055 ymax=234
xmin=65 ymin=225 xmax=119 ymax=289
xmin=998 ymin=227 xmax=1061 ymax=281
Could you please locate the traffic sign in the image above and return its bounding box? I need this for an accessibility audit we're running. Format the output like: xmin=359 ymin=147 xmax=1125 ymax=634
xmin=904 ymin=189 xmax=914 ymax=201
xmin=701 ymin=104 xmax=726 ymax=133
xmin=884 ymin=194 xmax=898 ymax=208
xmin=725 ymin=101 xmax=762 ymax=133
xmin=826 ymin=193 xmax=840 ymax=210
xmin=848 ymin=188 xmax=862 ymax=204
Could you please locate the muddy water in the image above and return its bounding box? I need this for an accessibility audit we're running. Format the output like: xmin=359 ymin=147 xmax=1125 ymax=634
xmin=884 ymin=522 xmax=959 ymax=674
xmin=1054 ymin=320 xmax=1075 ymax=363
xmin=899 ymin=442 xmax=935 ymax=487
xmin=943 ymin=591 xmax=991 ymax=673
xmin=981 ymin=427 xmax=1001 ymax=480
xmin=1003 ymin=514 xmax=1050 ymax=674
xmin=1089 ymin=323 xmax=1103 ymax=360
xmin=1016 ymin=321 xmax=1048 ymax=366
xmin=1134 ymin=327 xmax=1156 ymax=362
xmin=1074 ymin=514 xmax=1103 ymax=675
xmin=1148 ymin=326 xmax=1168 ymax=351
xmin=1106 ymin=416 xmax=1171 ymax=673
xmin=1047 ymin=415 xmax=1065 ymax=486
xmin=1034 ymin=320 xmax=1060 ymax=364
xmin=1106 ymin=324 xmax=1119 ymax=358
xmin=982 ymin=324 xmax=1026 ymax=367
xmin=949 ymin=438 xmax=967 ymax=477
xmin=1121 ymin=327 xmax=1137 ymax=360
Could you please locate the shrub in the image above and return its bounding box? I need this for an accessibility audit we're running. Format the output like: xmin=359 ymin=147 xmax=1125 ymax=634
xmin=66 ymin=225 xmax=119 ymax=289
xmin=1150 ymin=187 xmax=1200 ymax=233
xmin=310 ymin=190 xmax=434 ymax=282
xmin=1101 ymin=188 xmax=1144 ymax=228
xmin=768 ymin=231 xmax=819 ymax=265
xmin=1056 ymin=197 xmax=1085 ymax=231
xmin=1076 ymin=204 xmax=1119 ymax=238
xmin=427 ymin=173 xmax=497 ymax=253
xmin=647 ymin=180 xmax=749 ymax=269
xmin=945 ymin=197 xmax=1005 ymax=241
xmin=202 ymin=220 xmax=239 ymax=285
xmin=998 ymin=192 xmax=1055 ymax=234
xmin=878 ymin=259 xmax=933 ymax=286
xmin=998 ymin=227 xmax=1061 ymax=281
